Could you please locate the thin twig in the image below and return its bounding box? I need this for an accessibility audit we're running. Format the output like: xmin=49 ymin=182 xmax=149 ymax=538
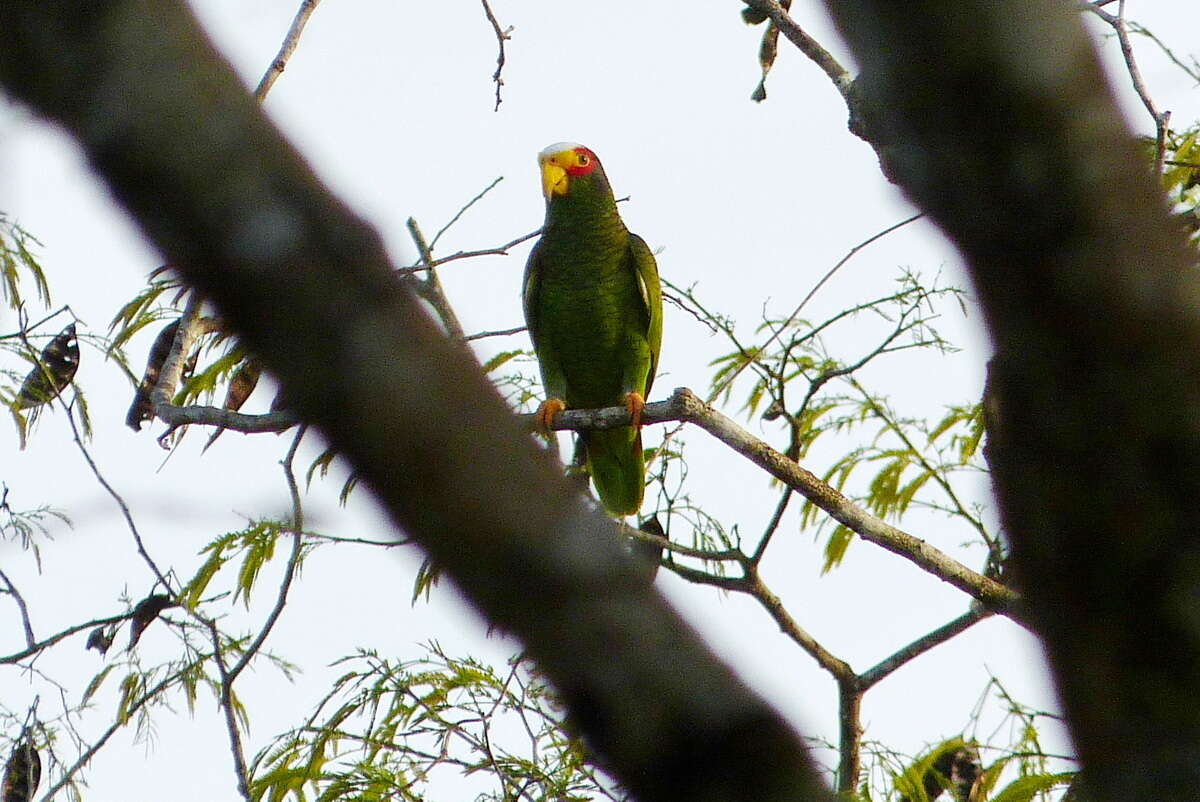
xmin=1087 ymin=0 xmax=1170 ymax=171
xmin=0 ymin=568 xmax=36 ymax=648
xmin=255 ymin=0 xmax=324 ymax=102
xmin=429 ymin=177 xmax=505 ymax=251
xmin=480 ymin=0 xmax=512 ymax=111
xmin=209 ymin=623 xmax=252 ymax=800
xmin=400 ymin=227 xmax=542 ymax=273
xmin=38 ymin=662 xmax=199 ymax=802
xmin=227 ymin=425 xmax=308 ymax=683
xmin=1127 ymin=22 xmax=1200 ymax=86
xmin=0 ymin=613 xmax=130 ymax=664
xmin=707 ymin=213 xmax=922 ymax=403
xmin=751 ymin=487 xmax=793 ymax=565
xmin=62 ymin=395 xmax=174 ymax=593
xmin=464 ymin=325 xmax=527 ymax=342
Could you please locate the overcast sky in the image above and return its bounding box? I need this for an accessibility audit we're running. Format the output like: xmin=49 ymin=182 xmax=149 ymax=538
xmin=2 ymin=1 xmax=1198 ymax=799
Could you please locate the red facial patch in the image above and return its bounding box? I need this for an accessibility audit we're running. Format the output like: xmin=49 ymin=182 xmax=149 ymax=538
xmin=565 ymin=147 xmax=599 ymax=177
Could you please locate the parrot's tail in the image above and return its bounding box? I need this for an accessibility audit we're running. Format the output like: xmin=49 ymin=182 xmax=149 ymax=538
xmin=585 ymin=426 xmax=644 ymax=516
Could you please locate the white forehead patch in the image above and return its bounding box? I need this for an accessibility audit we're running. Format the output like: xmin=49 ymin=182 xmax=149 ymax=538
xmin=539 ymin=141 xmax=584 ymax=159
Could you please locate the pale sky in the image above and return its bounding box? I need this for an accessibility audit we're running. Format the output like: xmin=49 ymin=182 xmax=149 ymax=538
xmin=1 ymin=1 xmax=1198 ymax=799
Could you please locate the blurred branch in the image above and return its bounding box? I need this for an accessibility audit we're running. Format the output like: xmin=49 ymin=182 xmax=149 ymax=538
xmin=0 ymin=4 xmax=834 ymax=799
xmin=153 ymin=403 xmax=299 ymax=433
xmin=817 ymin=0 xmax=1200 ymax=796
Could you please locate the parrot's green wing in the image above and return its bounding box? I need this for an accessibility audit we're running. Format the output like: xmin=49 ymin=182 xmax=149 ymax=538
xmin=628 ymin=233 xmax=663 ymax=401
xmin=521 ymin=240 xmax=566 ymax=402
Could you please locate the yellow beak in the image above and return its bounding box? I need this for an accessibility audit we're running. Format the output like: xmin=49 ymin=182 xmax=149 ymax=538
xmin=540 ymin=157 xmax=569 ymax=199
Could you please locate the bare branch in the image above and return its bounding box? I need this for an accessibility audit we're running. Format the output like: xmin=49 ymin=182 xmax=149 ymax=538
xmin=0 ymin=6 xmax=837 ymax=796
xmin=1085 ymin=0 xmax=1171 ymax=171
xmin=0 ymin=568 xmax=36 ymax=648
xmin=154 ymin=403 xmax=299 ymax=433
xmin=428 ymin=176 xmax=504 ymax=252
xmin=254 ymin=0 xmax=324 ymax=102
xmin=532 ymin=388 xmax=1023 ymax=617
xmin=398 ymin=227 xmax=541 ymax=273
xmin=208 ymin=623 xmax=252 ymax=801
xmin=480 ymin=0 xmax=512 ymax=111
xmin=407 ymin=218 xmax=468 ymax=341
xmin=464 ymin=325 xmax=526 ymax=342
xmin=706 ymin=213 xmax=922 ymax=403
xmin=227 ymin=425 xmax=307 ymax=683
xmin=0 ymin=613 xmax=129 ymax=664
xmin=858 ymin=606 xmax=992 ymax=688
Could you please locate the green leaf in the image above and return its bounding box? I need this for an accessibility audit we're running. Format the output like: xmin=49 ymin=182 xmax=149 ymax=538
xmin=82 ymin=664 xmax=118 ymax=705
xmin=989 ymin=772 xmax=1075 ymax=802
xmin=822 ymin=524 xmax=854 ymax=573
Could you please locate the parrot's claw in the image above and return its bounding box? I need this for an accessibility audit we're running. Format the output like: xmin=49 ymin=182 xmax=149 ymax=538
xmin=624 ymin=392 xmax=646 ymax=428
xmin=535 ymin=398 xmax=567 ymax=433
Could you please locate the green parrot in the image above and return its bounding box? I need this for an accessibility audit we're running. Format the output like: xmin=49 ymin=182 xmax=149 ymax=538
xmin=523 ymin=142 xmax=663 ymax=516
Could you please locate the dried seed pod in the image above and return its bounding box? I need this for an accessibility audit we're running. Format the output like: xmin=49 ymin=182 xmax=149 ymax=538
xmin=126 ymin=319 xmax=180 ymax=430
xmin=86 ymin=625 xmax=115 ymax=656
xmin=128 ymin=593 xmax=175 ymax=650
xmin=14 ymin=323 xmax=79 ymax=410
xmin=2 ymin=736 xmax=40 ymax=802
xmin=223 ymin=359 xmax=262 ymax=412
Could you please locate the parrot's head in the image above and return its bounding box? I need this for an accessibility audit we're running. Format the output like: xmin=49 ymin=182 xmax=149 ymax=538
xmin=537 ymin=142 xmax=611 ymax=203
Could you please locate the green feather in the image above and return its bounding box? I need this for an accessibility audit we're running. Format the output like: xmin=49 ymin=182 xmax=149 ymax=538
xmin=523 ymin=145 xmax=663 ymax=516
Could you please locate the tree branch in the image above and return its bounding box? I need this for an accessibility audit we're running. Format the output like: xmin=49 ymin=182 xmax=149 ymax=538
xmin=254 ymin=0 xmax=324 ymax=101
xmin=535 ymin=388 xmax=1022 ymax=618
xmin=738 ymin=0 xmax=853 ymax=101
xmin=0 ymin=4 xmax=834 ymax=800
xmin=818 ymin=0 xmax=1200 ymax=797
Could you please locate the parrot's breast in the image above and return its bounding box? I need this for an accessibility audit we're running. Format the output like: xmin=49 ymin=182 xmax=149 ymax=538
xmin=535 ymin=230 xmax=644 ymax=409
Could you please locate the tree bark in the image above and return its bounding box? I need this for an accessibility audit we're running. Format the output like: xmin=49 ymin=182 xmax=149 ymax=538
xmin=0 ymin=2 xmax=835 ymax=800
xmin=821 ymin=0 xmax=1200 ymax=798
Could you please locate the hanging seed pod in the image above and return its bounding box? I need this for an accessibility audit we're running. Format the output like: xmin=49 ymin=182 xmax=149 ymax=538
xmin=14 ymin=323 xmax=79 ymax=410
xmin=2 ymin=736 xmax=41 ymax=802
xmin=126 ymin=319 xmax=180 ymax=430
xmin=128 ymin=593 xmax=175 ymax=650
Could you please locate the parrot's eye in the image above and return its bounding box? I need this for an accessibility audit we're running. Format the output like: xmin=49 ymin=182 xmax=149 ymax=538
xmin=578 ymin=153 xmax=590 ymax=166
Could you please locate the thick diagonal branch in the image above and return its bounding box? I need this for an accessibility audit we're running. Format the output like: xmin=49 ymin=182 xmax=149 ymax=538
xmin=819 ymin=0 xmax=1200 ymax=798
xmin=0 ymin=3 xmax=832 ymax=800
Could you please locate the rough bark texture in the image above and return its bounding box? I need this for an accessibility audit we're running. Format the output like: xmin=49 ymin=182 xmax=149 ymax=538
xmin=821 ymin=0 xmax=1200 ymax=798
xmin=0 ymin=2 xmax=836 ymax=801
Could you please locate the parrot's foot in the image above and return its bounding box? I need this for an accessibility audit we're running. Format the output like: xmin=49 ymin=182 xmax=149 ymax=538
xmin=624 ymin=391 xmax=646 ymax=428
xmin=535 ymin=398 xmax=567 ymax=432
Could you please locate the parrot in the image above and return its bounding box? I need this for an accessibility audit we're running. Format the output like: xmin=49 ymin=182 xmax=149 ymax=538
xmin=522 ymin=143 xmax=663 ymax=516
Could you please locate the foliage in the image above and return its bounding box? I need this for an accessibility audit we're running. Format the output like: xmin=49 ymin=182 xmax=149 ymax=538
xmin=250 ymin=646 xmax=615 ymax=802
xmin=1 ymin=5 xmax=1197 ymax=802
